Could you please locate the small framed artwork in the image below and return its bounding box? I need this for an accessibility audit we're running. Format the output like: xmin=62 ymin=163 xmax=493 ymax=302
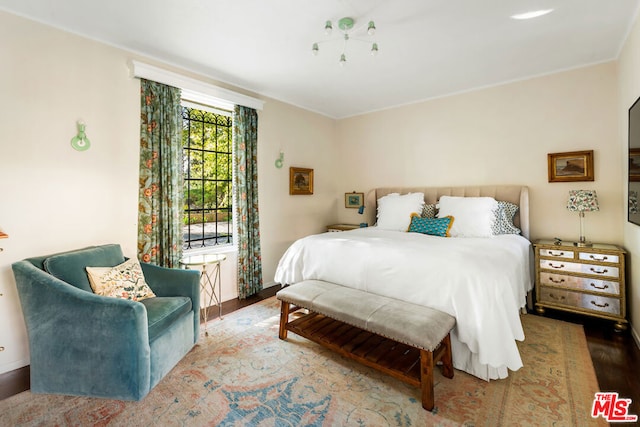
xmin=289 ymin=167 xmax=314 ymax=195
xmin=547 ymin=150 xmax=594 ymax=183
xmin=345 ymin=192 xmax=364 ymax=208
xmin=630 ymin=148 xmax=640 ymax=182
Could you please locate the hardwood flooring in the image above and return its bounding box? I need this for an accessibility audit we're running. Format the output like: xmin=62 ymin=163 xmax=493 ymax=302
xmin=2 ymin=285 xmax=639 ymax=423
xmin=539 ymin=308 xmax=640 ymax=421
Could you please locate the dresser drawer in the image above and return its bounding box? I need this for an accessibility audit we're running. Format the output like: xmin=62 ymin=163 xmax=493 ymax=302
xmin=539 ymin=287 xmax=621 ymax=316
xmin=539 ymin=272 xmax=620 ymax=296
xmin=539 ymin=248 xmax=574 ymax=259
xmin=578 ymin=252 xmax=620 ymax=264
xmin=539 ymin=259 xmax=619 ymax=278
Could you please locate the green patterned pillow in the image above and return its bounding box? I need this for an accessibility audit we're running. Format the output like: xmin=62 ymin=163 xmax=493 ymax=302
xmin=408 ymin=213 xmax=454 ymax=237
xmin=86 ymin=258 xmax=156 ymax=301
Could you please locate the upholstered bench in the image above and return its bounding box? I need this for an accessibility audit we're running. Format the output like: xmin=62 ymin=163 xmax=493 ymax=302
xmin=276 ymin=280 xmax=455 ymax=411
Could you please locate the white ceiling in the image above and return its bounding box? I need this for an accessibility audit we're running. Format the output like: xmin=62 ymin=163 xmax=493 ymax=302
xmin=1 ymin=0 xmax=638 ymax=118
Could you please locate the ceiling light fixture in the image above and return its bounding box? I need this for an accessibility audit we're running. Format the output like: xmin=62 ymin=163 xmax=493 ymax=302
xmin=510 ymin=9 xmax=554 ymax=20
xmin=312 ymin=17 xmax=378 ymax=66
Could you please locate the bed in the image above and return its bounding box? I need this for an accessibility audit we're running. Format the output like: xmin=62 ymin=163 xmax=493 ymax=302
xmin=274 ymin=185 xmax=534 ymax=381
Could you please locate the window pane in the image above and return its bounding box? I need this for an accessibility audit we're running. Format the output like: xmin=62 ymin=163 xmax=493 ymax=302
xmin=182 ymin=106 xmax=233 ymax=249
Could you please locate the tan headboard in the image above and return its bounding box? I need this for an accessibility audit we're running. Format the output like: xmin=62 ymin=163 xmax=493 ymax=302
xmin=366 ymin=185 xmax=530 ymax=239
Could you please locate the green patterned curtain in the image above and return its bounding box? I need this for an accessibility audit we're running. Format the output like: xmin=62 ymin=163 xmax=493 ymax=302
xmin=137 ymin=79 xmax=184 ymax=268
xmin=233 ymin=105 xmax=263 ymax=299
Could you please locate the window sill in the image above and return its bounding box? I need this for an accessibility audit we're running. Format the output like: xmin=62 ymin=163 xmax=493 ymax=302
xmin=183 ymin=245 xmax=237 ymax=257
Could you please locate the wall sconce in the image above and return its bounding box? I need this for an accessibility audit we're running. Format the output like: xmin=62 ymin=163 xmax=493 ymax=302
xmin=70 ymin=120 xmax=91 ymax=151
xmin=275 ymin=150 xmax=284 ymax=169
xmin=0 ymin=230 xmax=7 ymax=253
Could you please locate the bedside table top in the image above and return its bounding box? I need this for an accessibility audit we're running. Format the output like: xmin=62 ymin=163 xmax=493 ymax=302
xmin=327 ymin=224 xmax=361 ymax=231
xmin=534 ymin=239 xmax=623 ymax=252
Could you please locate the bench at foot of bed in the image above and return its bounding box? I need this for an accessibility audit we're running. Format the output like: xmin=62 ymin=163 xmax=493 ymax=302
xmin=276 ymin=280 xmax=456 ymax=411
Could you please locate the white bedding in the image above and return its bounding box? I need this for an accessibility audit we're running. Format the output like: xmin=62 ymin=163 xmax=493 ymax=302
xmin=274 ymin=227 xmax=534 ymax=380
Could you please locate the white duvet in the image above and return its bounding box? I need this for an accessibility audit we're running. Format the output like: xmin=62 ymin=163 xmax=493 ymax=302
xmin=274 ymin=227 xmax=534 ymax=380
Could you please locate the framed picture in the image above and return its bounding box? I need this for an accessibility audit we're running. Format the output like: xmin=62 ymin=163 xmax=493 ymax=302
xmin=289 ymin=167 xmax=314 ymax=195
xmin=547 ymin=150 xmax=594 ymax=183
xmin=630 ymin=148 xmax=640 ymax=182
xmin=345 ymin=192 xmax=364 ymax=208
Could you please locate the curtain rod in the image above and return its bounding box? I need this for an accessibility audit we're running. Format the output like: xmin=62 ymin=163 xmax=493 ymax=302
xmin=130 ymin=60 xmax=265 ymax=111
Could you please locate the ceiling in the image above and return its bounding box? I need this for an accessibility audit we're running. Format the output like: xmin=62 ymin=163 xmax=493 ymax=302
xmin=1 ymin=0 xmax=639 ymax=118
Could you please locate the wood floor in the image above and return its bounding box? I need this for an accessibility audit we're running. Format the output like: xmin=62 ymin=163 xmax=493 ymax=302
xmin=2 ymin=285 xmax=639 ymax=422
xmin=540 ymin=308 xmax=640 ymax=421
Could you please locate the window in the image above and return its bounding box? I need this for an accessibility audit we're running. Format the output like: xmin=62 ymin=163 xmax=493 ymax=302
xmin=182 ymin=106 xmax=233 ymax=250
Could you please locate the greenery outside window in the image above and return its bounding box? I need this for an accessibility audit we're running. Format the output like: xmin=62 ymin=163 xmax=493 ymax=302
xmin=182 ymin=105 xmax=233 ymax=250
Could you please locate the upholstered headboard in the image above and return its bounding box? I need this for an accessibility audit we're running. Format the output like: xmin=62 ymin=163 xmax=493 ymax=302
xmin=366 ymin=185 xmax=530 ymax=240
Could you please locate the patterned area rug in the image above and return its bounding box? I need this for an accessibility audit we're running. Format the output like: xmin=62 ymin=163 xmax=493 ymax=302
xmin=0 ymin=296 xmax=605 ymax=426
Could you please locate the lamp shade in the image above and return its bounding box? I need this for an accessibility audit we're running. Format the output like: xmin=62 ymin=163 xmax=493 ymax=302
xmin=567 ymin=190 xmax=599 ymax=212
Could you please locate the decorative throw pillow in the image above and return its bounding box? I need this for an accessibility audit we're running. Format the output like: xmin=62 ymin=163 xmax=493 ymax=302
xmin=376 ymin=192 xmax=425 ymax=231
xmin=408 ymin=213 xmax=454 ymax=237
xmin=437 ymin=196 xmax=498 ymax=237
xmin=421 ymin=203 xmax=437 ymax=218
xmin=86 ymin=258 xmax=156 ymax=301
xmin=492 ymin=201 xmax=521 ymax=235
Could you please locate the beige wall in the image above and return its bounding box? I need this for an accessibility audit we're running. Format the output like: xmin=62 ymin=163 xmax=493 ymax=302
xmin=0 ymin=11 xmax=335 ymax=374
xmin=258 ymin=99 xmax=337 ymax=283
xmin=618 ymin=12 xmax=640 ymax=345
xmin=335 ymin=63 xmax=623 ymax=246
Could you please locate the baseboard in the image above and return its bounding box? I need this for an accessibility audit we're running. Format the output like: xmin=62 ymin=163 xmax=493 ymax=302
xmin=0 ymin=365 xmax=29 ymax=401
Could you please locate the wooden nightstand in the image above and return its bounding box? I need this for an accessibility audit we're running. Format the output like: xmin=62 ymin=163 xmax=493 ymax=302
xmin=533 ymin=239 xmax=628 ymax=331
xmin=326 ymin=224 xmax=361 ymax=232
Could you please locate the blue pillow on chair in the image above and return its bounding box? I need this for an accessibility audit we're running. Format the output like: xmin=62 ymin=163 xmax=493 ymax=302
xmin=408 ymin=213 xmax=454 ymax=237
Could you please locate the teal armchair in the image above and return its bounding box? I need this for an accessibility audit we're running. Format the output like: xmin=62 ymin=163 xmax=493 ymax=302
xmin=11 ymin=244 xmax=200 ymax=401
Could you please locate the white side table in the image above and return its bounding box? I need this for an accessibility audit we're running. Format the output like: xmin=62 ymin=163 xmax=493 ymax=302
xmin=179 ymin=253 xmax=226 ymax=335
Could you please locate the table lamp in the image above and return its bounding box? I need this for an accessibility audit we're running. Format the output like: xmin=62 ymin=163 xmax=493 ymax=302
xmin=566 ymin=190 xmax=599 ymax=247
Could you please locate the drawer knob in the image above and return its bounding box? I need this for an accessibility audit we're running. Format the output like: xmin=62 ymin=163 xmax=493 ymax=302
xmin=549 ymin=277 xmax=565 ymax=284
xmin=589 ymin=283 xmax=609 ymax=290
xmin=589 ymin=255 xmax=608 ymax=261
xmin=549 ymin=251 xmax=565 ymax=257
xmin=549 ymin=263 xmax=565 ymax=269
xmin=590 ymin=301 xmax=609 ymax=308
xmin=590 ymin=267 xmax=608 ymax=275
xmin=548 ymin=293 xmax=566 ymax=301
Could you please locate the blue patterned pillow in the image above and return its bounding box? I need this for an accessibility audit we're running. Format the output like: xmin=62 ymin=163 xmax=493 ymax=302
xmin=408 ymin=214 xmax=454 ymax=237
xmin=492 ymin=201 xmax=521 ymax=235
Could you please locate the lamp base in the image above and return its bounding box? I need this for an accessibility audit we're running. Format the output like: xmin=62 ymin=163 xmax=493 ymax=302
xmin=573 ymin=241 xmax=593 ymax=247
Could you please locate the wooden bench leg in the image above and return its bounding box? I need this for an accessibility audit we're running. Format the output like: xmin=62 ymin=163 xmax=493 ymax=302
xmin=279 ymin=301 xmax=290 ymax=340
xmin=441 ymin=334 xmax=454 ymax=379
xmin=420 ymin=349 xmax=434 ymax=411
xmin=420 ymin=333 xmax=453 ymax=411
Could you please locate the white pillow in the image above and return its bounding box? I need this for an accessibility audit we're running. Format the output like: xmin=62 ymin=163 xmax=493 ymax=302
xmin=437 ymin=196 xmax=498 ymax=237
xmin=376 ymin=192 xmax=425 ymax=231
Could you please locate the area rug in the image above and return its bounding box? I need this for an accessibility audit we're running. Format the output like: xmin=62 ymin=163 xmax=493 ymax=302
xmin=0 ymin=296 xmax=605 ymax=426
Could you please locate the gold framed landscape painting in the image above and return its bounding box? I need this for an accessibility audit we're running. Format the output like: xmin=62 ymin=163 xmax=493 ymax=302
xmin=548 ymin=150 xmax=594 ymax=183
xmin=345 ymin=192 xmax=364 ymax=208
xmin=289 ymin=167 xmax=314 ymax=195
